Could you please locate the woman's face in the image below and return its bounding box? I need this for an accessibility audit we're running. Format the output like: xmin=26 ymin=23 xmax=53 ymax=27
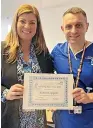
xmin=17 ymin=13 xmax=37 ymax=42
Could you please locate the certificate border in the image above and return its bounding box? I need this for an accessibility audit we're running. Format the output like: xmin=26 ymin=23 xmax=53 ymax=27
xmin=23 ymin=73 xmax=73 ymax=110
xmin=28 ymin=76 xmax=68 ymax=107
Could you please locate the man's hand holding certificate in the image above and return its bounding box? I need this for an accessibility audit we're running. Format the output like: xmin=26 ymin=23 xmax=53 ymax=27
xmin=23 ymin=73 xmax=74 ymax=110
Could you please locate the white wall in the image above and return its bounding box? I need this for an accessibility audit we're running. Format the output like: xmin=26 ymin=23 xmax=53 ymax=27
xmin=1 ymin=0 xmax=93 ymax=51
xmin=1 ymin=18 xmax=12 ymax=40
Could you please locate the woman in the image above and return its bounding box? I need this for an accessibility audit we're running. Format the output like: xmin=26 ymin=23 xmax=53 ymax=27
xmin=51 ymin=7 xmax=93 ymax=128
xmin=1 ymin=4 xmax=54 ymax=128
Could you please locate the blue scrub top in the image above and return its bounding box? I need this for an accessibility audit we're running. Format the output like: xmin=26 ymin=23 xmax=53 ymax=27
xmin=51 ymin=42 xmax=93 ymax=128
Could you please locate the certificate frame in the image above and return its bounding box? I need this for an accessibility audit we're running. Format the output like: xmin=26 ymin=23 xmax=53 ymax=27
xmin=23 ymin=73 xmax=74 ymax=110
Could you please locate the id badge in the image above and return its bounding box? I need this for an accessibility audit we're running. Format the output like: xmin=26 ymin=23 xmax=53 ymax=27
xmin=73 ymin=106 xmax=82 ymax=114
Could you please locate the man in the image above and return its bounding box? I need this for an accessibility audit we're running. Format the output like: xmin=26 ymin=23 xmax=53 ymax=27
xmin=51 ymin=7 xmax=93 ymax=128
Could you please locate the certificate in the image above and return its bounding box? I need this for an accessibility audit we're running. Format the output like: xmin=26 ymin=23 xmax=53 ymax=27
xmin=23 ymin=73 xmax=74 ymax=110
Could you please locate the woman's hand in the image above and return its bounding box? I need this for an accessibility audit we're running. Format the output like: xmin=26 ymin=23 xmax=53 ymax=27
xmin=72 ymin=88 xmax=93 ymax=104
xmin=6 ymin=84 xmax=24 ymax=100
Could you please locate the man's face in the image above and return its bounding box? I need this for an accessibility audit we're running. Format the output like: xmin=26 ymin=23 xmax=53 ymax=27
xmin=61 ymin=13 xmax=89 ymax=44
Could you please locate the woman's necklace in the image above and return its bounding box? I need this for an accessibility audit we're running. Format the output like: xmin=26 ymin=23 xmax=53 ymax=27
xmin=68 ymin=42 xmax=86 ymax=114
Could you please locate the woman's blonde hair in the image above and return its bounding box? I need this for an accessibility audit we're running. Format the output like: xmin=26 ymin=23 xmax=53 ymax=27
xmin=4 ymin=4 xmax=47 ymax=63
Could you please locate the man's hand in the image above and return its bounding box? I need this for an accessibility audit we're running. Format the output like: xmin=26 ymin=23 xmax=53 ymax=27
xmin=72 ymin=88 xmax=93 ymax=104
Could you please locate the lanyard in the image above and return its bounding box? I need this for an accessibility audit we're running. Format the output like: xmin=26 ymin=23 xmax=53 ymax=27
xmin=68 ymin=42 xmax=86 ymax=88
